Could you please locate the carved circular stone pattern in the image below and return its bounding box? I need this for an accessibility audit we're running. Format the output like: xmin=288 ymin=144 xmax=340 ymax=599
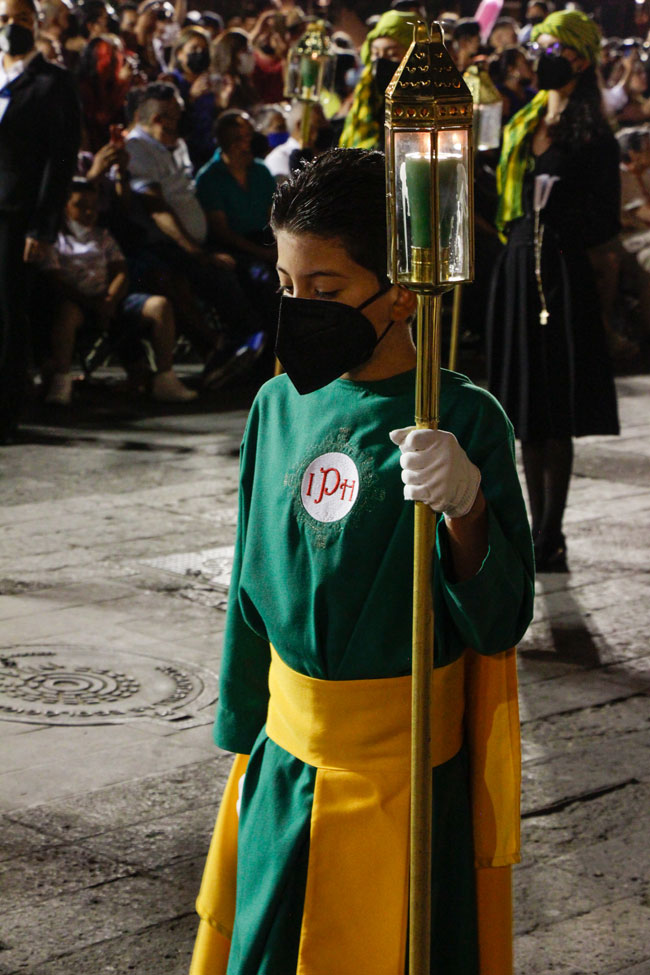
xmin=0 ymin=647 xmax=218 ymax=725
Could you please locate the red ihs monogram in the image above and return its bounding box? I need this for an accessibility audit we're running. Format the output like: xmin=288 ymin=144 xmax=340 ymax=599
xmin=305 ymin=467 xmax=357 ymax=505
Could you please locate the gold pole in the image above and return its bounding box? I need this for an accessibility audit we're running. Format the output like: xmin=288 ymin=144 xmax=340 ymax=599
xmin=448 ymin=284 xmax=462 ymax=372
xmin=300 ymin=98 xmax=313 ymax=148
xmin=409 ymin=290 xmax=443 ymax=975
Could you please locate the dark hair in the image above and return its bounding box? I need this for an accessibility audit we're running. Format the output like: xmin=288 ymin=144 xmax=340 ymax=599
xmin=548 ymin=65 xmax=612 ymax=148
xmin=79 ymin=0 xmax=107 ymax=32
xmin=453 ymin=18 xmax=480 ymax=42
xmin=69 ymin=176 xmax=97 ymax=195
xmin=271 ymin=148 xmax=390 ymax=285
xmin=616 ymin=126 xmax=650 ymax=161
xmin=489 ymin=45 xmax=527 ymax=85
xmin=215 ymin=109 xmax=252 ymax=149
xmin=136 ymin=81 xmax=181 ymax=123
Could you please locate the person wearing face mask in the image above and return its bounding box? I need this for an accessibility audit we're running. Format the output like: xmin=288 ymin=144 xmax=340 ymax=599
xmin=0 ymin=0 xmax=80 ymax=440
xmin=171 ymin=26 xmax=221 ymax=171
xmin=486 ymin=9 xmax=621 ymax=572
xmin=189 ymin=148 xmax=534 ymax=975
xmin=517 ymin=0 xmax=549 ymax=44
xmin=339 ymin=9 xmax=413 ymax=149
xmin=488 ymin=44 xmax=536 ymax=122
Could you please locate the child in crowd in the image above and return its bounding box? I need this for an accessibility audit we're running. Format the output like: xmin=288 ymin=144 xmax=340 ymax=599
xmin=36 ymin=177 xmax=197 ymax=405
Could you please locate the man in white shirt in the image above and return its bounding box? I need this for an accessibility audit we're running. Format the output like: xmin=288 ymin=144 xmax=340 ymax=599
xmin=264 ymin=100 xmax=326 ymax=182
xmin=124 ymin=81 xmax=266 ymax=383
xmin=126 ymin=83 xmax=208 ymax=248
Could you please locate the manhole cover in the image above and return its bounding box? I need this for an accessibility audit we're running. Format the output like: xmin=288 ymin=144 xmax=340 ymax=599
xmin=0 ymin=647 xmax=218 ymax=726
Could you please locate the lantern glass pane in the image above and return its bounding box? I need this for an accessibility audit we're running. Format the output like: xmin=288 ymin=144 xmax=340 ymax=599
xmin=394 ymin=129 xmax=434 ymax=284
xmin=436 ymin=128 xmax=470 ymax=283
xmin=475 ymin=102 xmax=502 ymax=152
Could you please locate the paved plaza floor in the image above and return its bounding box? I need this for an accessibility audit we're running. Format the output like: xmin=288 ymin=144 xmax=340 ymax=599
xmin=0 ymin=373 xmax=648 ymax=974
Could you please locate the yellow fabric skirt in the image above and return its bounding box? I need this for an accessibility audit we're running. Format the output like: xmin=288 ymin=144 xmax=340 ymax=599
xmin=191 ymin=646 xmax=520 ymax=975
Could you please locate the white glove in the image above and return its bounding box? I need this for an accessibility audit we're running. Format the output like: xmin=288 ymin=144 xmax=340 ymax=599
xmin=389 ymin=426 xmax=481 ymax=518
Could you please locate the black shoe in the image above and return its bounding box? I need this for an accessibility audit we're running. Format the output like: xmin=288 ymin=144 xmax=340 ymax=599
xmin=534 ymin=532 xmax=569 ymax=573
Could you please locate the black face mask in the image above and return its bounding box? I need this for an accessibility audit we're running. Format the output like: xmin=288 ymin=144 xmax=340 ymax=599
xmin=535 ymin=52 xmax=576 ymax=90
xmin=526 ymin=15 xmax=544 ymax=27
xmin=0 ymin=23 xmax=35 ymax=58
xmin=372 ymin=57 xmax=399 ymax=96
xmin=275 ymin=285 xmax=394 ymax=395
xmin=185 ymin=49 xmax=210 ymax=75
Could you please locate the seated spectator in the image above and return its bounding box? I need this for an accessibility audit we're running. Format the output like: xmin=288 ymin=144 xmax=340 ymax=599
xmin=213 ymin=27 xmax=259 ymax=111
xmin=170 ymin=26 xmax=221 ymax=171
xmin=124 ymin=86 xmax=266 ymax=381
xmin=253 ymin=103 xmax=289 ymax=158
xmin=615 ymin=52 xmax=650 ymax=126
xmin=488 ymin=17 xmax=519 ymax=54
xmin=36 ymin=178 xmax=197 ymax=404
xmin=196 ymin=110 xmax=278 ymax=330
xmin=518 ymin=1 xmax=549 ymax=43
xmin=264 ymin=100 xmax=326 ymax=181
xmin=126 ymin=83 xmax=208 ymax=246
xmin=132 ymin=0 xmax=167 ymax=81
xmin=78 ymin=34 xmax=133 ymax=151
xmin=451 ymin=18 xmax=481 ymax=71
xmin=119 ymin=2 xmax=139 ymax=54
xmin=488 ymin=45 xmax=536 ymax=123
xmin=616 ymin=125 xmax=650 ymax=341
xmin=78 ymin=0 xmax=109 ymax=40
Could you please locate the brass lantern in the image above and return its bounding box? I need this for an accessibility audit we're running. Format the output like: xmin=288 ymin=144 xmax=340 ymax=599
xmin=385 ymin=21 xmax=474 ymax=292
xmin=464 ymin=63 xmax=503 ymax=152
xmin=284 ymin=20 xmax=335 ymax=129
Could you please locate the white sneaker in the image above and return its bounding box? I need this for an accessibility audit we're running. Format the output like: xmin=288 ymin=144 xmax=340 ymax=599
xmin=152 ymin=370 xmax=198 ymax=403
xmin=44 ymin=372 xmax=73 ymax=406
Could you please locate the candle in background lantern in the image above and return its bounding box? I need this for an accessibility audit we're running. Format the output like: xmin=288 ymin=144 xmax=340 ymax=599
xmin=301 ymin=55 xmax=319 ymax=88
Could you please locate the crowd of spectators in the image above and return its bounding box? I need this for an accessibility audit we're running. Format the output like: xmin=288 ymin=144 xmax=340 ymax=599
xmin=4 ymin=0 xmax=650 ymax=414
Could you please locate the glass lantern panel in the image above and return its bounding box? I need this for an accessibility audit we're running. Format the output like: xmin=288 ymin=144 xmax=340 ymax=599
xmin=393 ymin=129 xmax=435 ymax=285
xmin=475 ymin=102 xmax=502 ymax=152
xmin=436 ymin=128 xmax=470 ymax=284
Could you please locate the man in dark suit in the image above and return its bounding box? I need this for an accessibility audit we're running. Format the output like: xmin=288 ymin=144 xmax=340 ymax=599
xmin=0 ymin=0 xmax=80 ymax=440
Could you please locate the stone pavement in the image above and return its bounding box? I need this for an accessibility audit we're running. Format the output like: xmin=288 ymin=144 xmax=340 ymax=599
xmin=0 ymin=376 xmax=649 ymax=974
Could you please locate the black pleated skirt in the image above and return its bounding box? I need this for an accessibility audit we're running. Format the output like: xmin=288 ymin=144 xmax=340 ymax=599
xmin=486 ymin=216 xmax=620 ymax=441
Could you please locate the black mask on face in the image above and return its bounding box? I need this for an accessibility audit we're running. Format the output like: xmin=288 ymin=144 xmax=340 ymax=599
xmin=535 ymin=52 xmax=576 ymax=90
xmin=372 ymin=56 xmax=399 ymax=96
xmin=0 ymin=23 xmax=35 ymax=57
xmin=275 ymin=285 xmax=394 ymax=394
xmin=526 ymin=15 xmax=544 ymax=27
xmin=185 ymin=49 xmax=210 ymax=75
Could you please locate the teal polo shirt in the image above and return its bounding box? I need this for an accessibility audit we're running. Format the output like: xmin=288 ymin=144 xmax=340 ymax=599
xmin=196 ymin=149 xmax=276 ymax=237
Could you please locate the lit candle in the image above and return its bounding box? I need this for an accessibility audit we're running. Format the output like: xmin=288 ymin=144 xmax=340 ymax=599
xmin=404 ymin=154 xmax=432 ymax=248
xmin=301 ymin=55 xmax=319 ymax=89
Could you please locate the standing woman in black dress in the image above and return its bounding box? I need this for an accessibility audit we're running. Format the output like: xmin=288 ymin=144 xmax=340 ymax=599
xmin=487 ymin=10 xmax=620 ymax=571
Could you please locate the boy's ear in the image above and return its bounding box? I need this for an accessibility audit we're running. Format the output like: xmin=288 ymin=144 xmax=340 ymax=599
xmin=391 ymin=284 xmax=417 ymax=321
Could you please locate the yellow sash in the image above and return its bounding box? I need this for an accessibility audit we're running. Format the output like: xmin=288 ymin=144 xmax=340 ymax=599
xmin=191 ymin=646 xmax=520 ymax=975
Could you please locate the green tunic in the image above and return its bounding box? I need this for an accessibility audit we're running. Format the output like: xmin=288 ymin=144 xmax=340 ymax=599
xmin=215 ymin=367 xmax=534 ymax=975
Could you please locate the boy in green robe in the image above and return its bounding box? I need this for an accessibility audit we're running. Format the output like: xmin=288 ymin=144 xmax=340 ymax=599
xmin=191 ymin=148 xmax=535 ymax=975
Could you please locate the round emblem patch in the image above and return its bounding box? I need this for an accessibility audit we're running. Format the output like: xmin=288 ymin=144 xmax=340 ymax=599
xmin=300 ymin=452 xmax=360 ymax=523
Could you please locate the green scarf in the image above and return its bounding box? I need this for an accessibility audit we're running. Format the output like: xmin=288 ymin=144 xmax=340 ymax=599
xmin=495 ymin=90 xmax=549 ymax=235
xmin=339 ymin=10 xmax=415 ymax=150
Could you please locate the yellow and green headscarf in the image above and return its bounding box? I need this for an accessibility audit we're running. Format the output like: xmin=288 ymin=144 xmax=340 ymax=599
xmin=496 ymin=10 xmax=602 ymax=234
xmin=530 ymin=9 xmax=601 ymax=65
xmin=339 ymin=10 xmax=415 ymax=150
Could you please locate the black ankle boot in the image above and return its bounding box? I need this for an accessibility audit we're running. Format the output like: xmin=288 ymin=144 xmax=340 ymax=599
xmin=534 ymin=531 xmax=569 ymax=573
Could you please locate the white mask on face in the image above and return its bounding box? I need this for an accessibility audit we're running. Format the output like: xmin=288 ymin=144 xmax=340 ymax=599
xmin=237 ymin=50 xmax=255 ymax=76
xmin=67 ymin=219 xmax=95 ymax=242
